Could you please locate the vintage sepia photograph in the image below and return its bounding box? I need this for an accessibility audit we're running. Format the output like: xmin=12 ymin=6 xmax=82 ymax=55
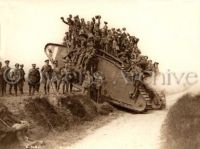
xmin=0 ymin=0 xmax=200 ymax=149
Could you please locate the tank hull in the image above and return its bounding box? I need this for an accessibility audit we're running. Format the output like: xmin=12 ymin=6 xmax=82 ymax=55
xmin=44 ymin=43 xmax=166 ymax=113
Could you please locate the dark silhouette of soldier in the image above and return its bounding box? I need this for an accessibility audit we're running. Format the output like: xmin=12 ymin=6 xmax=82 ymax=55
xmin=52 ymin=60 xmax=61 ymax=92
xmin=2 ymin=60 xmax=10 ymax=95
xmin=28 ymin=64 xmax=40 ymax=96
xmin=19 ymin=64 xmax=25 ymax=94
xmin=9 ymin=63 xmax=21 ymax=96
xmin=41 ymin=60 xmax=53 ymax=94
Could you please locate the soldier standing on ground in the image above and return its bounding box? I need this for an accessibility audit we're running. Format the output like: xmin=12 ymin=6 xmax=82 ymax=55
xmin=62 ymin=63 xmax=74 ymax=94
xmin=52 ymin=60 xmax=61 ymax=92
xmin=2 ymin=60 xmax=10 ymax=95
xmin=28 ymin=64 xmax=40 ymax=96
xmin=10 ymin=63 xmax=21 ymax=96
xmin=92 ymin=71 xmax=104 ymax=103
xmin=41 ymin=60 xmax=53 ymax=94
xmin=82 ymin=71 xmax=93 ymax=95
xmin=35 ymin=67 xmax=41 ymax=93
xmin=19 ymin=64 xmax=25 ymax=94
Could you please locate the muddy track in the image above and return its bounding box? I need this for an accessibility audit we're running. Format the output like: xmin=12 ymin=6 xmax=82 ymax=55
xmin=60 ymin=93 xmax=184 ymax=149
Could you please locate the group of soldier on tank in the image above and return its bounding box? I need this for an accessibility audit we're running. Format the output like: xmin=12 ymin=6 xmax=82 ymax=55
xmin=61 ymin=14 xmax=159 ymax=78
xmin=59 ymin=14 xmax=160 ymax=99
xmin=0 ymin=14 xmax=159 ymax=100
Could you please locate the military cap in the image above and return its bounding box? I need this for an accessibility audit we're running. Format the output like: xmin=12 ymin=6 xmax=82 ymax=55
xmin=79 ymin=33 xmax=88 ymax=39
xmin=104 ymin=21 xmax=108 ymax=24
xmin=15 ymin=63 xmax=19 ymax=66
xmin=74 ymin=15 xmax=79 ymax=18
xmin=122 ymin=27 xmax=126 ymax=31
xmin=154 ymin=62 xmax=159 ymax=64
xmin=5 ymin=60 xmax=10 ymax=63
xmin=20 ymin=64 xmax=24 ymax=67
xmin=44 ymin=59 xmax=49 ymax=62
xmin=32 ymin=64 xmax=36 ymax=66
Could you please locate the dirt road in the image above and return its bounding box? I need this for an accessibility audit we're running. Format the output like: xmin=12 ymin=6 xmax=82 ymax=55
xmin=60 ymin=93 xmax=184 ymax=149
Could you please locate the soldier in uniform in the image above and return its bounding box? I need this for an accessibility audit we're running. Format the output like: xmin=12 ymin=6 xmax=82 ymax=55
xmin=82 ymin=42 xmax=96 ymax=70
xmin=62 ymin=63 xmax=74 ymax=94
xmin=93 ymin=15 xmax=101 ymax=35
xmin=52 ymin=60 xmax=61 ymax=92
xmin=41 ymin=60 xmax=53 ymax=94
xmin=61 ymin=15 xmax=74 ymax=40
xmin=82 ymin=71 xmax=93 ymax=95
xmin=76 ymin=43 xmax=87 ymax=67
xmin=129 ymin=63 xmax=144 ymax=98
xmin=153 ymin=62 xmax=159 ymax=76
xmin=0 ymin=62 xmax=4 ymax=96
xmin=2 ymin=60 xmax=10 ymax=95
xmin=9 ymin=63 xmax=21 ymax=96
xmin=35 ymin=67 xmax=41 ymax=93
xmin=112 ymin=37 xmax=120 ymax=56
xmin=8 ymin=63 xmax=21 ymax=96
xmin=103 ymin=21 xmax=108 ymax=34
xmin=92 ymin=71 xmax=104 ymax=103
xmin=19 ymin=64 xmax=25 ymax=94
xmin=28 ymin=64 xmax=40 ymax=96
xmin=144 ymin=60 xmax=154 ymax=77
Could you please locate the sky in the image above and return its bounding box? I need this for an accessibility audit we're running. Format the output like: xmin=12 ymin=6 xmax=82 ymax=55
xmin=0 ymin=0 xmax=200 ymax=75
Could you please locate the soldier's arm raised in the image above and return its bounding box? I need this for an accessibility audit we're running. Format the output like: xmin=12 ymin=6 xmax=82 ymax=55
xmin=60 ymin=17 xmax=69 ymax=25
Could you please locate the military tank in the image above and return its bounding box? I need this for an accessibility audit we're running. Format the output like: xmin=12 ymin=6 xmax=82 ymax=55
xmin=44 ymin=43 xmax=166 ymax=113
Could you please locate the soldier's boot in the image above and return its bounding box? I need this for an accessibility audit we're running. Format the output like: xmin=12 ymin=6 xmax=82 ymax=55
xmin=57 ymin=81 xmax=61 ymax=92
xmin=14 ymin=85 xmax=18 ymax=96
xmin=44 ymin=84 xmax=47 ymax=94
xmin=32 ymin=87 xmax=36 ymax=95
xmin=3 ymin=83 xmax=7 ymax=95
xmin=9 ymin=85 xmax=13 ymax=95
xmin=69 ymin=83 xmax=73 ymax=94
xmin=62 ymin=84 xmax=65 ymax=94
xmin=54 ymin=82 xmax=58 ymax=92
xmin=21 ymin=82 xmax=24 ymax=94
xmin=18 ymin=83 xmax=22 ymax=95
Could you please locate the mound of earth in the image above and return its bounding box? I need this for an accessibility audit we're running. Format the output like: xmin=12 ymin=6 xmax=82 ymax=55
xmin=24 ymin=95 xmax=114 ymax=139
xmin=0 ymin=95 xmax=115 ymax=148
xmin=161 ymin=93 xmax=200 ymax=149
xmin=25 ymin=96 xmax=70 ymax=132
